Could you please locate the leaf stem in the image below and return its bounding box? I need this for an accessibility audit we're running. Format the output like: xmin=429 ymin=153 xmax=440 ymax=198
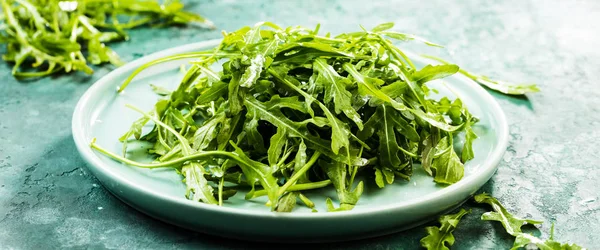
xmin=218 ymin=176 xmax=225 ymax=206
xmin=298 ymin=192 xmax=316 ymax=210
xmin=91 ymin=138 xmax=252 ymax=170
xmin=250 ymin=180 xmax=332 ymax=199
xmin=125 ymin=104 xmax=192 ymax=155
xmin=398 ymin=146 xmax=418 ymax=158
xmin=278 ymin=152 xmax=321 ymax=197
xmin=117 ymin=51 xmax=238 ymax=92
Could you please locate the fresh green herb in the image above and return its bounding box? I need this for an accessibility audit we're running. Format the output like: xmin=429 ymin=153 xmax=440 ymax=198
xmin=0 ymin=0 xmax=212 ymax=78
xmin=90 ymin=22 xmax=533 ymax=212
xmin=474 ymin=193 xmax=586 ymax=250
xmin=421 ymin=55 xmax=540 ymax=95
xmin=420 ymin=194 xmax=586 ymax=249
xmin=420 ymin=208 xmax=470 ymax=250
xmin=474 ymin=193 xmax=543 ymax=236
xmin=512 ymin=231 xmax=585 ymax=250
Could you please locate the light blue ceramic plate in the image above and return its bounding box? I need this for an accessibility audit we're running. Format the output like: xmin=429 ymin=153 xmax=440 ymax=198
xmin=72 ymin=39 xmax=508 ymax=242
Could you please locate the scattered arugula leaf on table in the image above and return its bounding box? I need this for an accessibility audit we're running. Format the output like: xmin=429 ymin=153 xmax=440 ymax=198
xmin=474 ymin=193 xmax=543 ymax=236
xmin=420 ymin=208 xmax=470 ymax=250
xmin=473 ymin=193 xmax=586 ymax=250
xmin=420 ymin=194 xmax=586 ymax=250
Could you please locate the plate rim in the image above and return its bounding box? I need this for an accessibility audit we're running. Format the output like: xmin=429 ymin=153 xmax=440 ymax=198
xmin=72 ymin=39 xmax=509 ymax=219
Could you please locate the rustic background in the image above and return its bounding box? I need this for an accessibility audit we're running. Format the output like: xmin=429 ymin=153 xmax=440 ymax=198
xmin=1 ymin=0 xmax=599 ymax=249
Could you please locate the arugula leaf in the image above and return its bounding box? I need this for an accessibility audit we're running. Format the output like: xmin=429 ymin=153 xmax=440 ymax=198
xmin=429 ymin=137 xmax=464 ymax=185
xmin=217 ymin=114 xmax=241 ymax=151
xmin=298 ymin=193 xmax=318 ymax=212
xmin=192 ymin=112 xmax=226 ymax=151
xmin=240 ymin=54 xmax=266 ymax=88
xmin=474 ymin=193 xmax=586 ymax=250
xmin=472 ymin=75 xmax=540 ymax=95
xmin=171 ymin=64 xmax=204 ymax=107
xmin=275 ymin=192 xmax=298 ymax=212
xmin=182 ymin=163 xmax=218 ymax=205
xmin=421 ymin=55 xmax=540 ymax=95
xmin=371 ymin=22 xmax=395 ymax=32
xmin=293 ymin=140 xmax=310 ymax=184
xmin=381 ymin=80 xmax=408 ymax=98
xmin=267 ymin=127 xmax=287 ymax=167
xmin=265 ymin=95 xmax=308 ymax=113
xmin=313 ymin=58 xmax=364 ymax=129
xmin=356 ymin=104 xmax=384 ymax=141
xmin=343 ymin=62 xmax=402 ymax=109
xmin=512 ymin=233 xmax=586 ymax=250
xmin=231 ymin=142 xmax=280 ymax=209
xmin=196 ymin=81 xmax=228 ymax=105
xmin=474 ymin=193 xmax=543 ymax=236
xmin=380 ymin=31 xmax=444 ymax=48
xmin=322 ymin=161 xmax=364 ymax=211
xmin=374 ymin=167 xmax=395 ymax=188
xmin=374 ymin=167 xmax=385 ymax=188
xmin=377 ymin=105 xmax=404 ymax=169
xmin=413 ymin=64 xmax=460 ymax=84
xmin=420 ymin=208 xmax=470 ymax=250
xmin=119 ymin=115 xmax=150 ymax=140
xmin=227 ymin=69 xmax=244 ymax=115
xmin=242 ymin=111 xmax=266 ymax=153
xmin=461 ymin=115 xmax=477 ymax=162
xmin=320 ymin=106 xmax=352 ymax=156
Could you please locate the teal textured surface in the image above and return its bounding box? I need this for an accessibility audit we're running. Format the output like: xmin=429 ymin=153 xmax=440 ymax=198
xmin=1 ymin=0 xmax=599 ymax=248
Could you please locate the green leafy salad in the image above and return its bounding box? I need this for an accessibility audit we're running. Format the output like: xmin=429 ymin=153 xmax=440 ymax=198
xmin=90 ymin=22 xmax=539 ymax=212
xmin=0 ymin=0 xmax=212 ymax=78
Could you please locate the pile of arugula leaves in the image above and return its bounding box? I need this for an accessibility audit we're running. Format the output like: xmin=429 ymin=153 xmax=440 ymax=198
xmin=91 ymin=22 xmax=538 ymax=213
xmin=0 ymin=0 xmax=212 ymax=78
